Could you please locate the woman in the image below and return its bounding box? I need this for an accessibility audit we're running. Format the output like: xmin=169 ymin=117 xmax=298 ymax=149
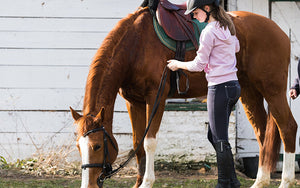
xmin=289 ymin=59 xmax=300 ymax=99
xmin=167 ymin=0 xmax=241 ymax=187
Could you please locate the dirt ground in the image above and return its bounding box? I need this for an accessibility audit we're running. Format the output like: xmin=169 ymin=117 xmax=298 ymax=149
xmin=1 ymin=164 xmax=300 ymax=186
xmin=114 ymin=165 xmax=300 ymax=185
xmin=1 ymin=154 xmax=300 ymax=187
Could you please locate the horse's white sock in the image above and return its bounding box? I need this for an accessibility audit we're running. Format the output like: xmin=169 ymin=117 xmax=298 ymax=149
xmin=279 ymin=152 xmax=295 ymax=188
xmin=251 ymin=165 xmax=270 ymax=188
xmin=139 ymin=138 xmax=157 ymax=188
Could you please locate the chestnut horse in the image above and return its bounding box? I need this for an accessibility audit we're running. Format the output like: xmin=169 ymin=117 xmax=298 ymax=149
xmin=70 ymin=7 xmax=297 ymax=188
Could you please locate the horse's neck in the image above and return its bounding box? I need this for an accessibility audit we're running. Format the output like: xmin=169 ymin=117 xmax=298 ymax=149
xmin=84 ymin=59 xmax=127 ymax=119
xmin=82 ymin=8 xmax=148 ymax=115
xmin=82 ymin=25 xmax=128 ymax=114
xmin=82 ymin=54 xmax=107 ymax=115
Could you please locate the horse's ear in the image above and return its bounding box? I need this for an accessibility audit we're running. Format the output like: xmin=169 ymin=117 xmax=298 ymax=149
xmin=95 ymin=107 xmax=105 ymax=122
xmin=70 ymin=106 xmax=82 ymax=121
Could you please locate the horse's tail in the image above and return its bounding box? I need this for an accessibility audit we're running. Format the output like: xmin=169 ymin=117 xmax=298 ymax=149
xmin=260 ymin=110 xmax=281 ymax=171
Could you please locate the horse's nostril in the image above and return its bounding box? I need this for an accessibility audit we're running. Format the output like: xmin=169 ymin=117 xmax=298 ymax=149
xmin=93 ymin=144 xmax=101 ymax=151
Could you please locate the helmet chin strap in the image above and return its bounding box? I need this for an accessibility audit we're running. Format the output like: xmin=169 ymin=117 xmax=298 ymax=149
xmin=200 ymin=8 xmax=214 ymax=23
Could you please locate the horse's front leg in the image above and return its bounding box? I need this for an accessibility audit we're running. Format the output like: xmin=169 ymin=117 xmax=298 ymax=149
xmin=126 ymin=101 xmax=147 ymax=188
xmin=139 ymin=137 xmax=158 ymax=188
xmin=139 ymin=92 xmax=167 ymax=188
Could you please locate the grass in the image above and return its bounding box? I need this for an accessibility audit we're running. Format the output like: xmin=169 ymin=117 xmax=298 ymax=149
xmin=0 ymin=177 xmax=219 ymax=188
xmin=0 ymin=178 xmax=81 ymax=188
xmin=1 ymin=176 xmax=299 ymax=188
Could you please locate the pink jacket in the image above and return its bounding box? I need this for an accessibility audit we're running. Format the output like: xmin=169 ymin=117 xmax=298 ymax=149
xmin=186 ymin=21 xmax=240 ymax=86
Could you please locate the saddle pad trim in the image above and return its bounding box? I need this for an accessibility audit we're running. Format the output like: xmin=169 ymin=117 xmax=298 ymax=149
xmin=153 ymin=17 xmax=207 ymax=51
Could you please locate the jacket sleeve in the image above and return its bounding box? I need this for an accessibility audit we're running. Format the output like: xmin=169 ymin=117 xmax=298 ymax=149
xmin=291 ymin=78 xmax=300 ymax=95
xmin=291 ymin=59 xmax=300 ymax=95
xmin=185 ymin=29 xmax=214 ymax=72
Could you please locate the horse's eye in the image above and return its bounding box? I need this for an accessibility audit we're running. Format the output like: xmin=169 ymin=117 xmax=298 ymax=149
xmin=93 ymin=144 xmax=101 ymax=151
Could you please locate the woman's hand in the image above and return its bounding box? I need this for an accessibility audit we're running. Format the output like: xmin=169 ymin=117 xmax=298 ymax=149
xmin=167 ymin=59 xmax=181 ymax=71
xmin=289 ymin=89 xmax=298 ymax=99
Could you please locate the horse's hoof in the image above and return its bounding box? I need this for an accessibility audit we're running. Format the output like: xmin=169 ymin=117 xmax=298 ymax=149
xmin=250 ymin=180 xmax=270 ymax=188
xmin=139 ymin=178 xmax=154 ymax=188
xmin=278 ymin=179 xmax=296 ymax=188
xmin=139 ymin=184 xmax=152 ymax=188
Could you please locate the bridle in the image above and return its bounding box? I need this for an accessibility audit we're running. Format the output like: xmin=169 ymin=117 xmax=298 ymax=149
xmin=80 ymin=66 xmax=171 ymax=187
xmin=81 ymin=123 xmax=118 ymax=187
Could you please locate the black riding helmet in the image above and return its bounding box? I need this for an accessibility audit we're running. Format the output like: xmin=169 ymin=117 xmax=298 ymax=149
xmin=184 ymin=0 xmax=220 ymax=22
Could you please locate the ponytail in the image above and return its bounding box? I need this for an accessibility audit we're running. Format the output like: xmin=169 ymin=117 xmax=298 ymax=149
xmin=209 ymin=5 xmax=236 ymax=35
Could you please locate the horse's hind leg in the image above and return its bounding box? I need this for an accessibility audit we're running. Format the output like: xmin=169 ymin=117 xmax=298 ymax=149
xmin=265 ymin=93 xmax=297 ymax=188
xmin=126 ymin=101 xmax=146 ymax=188
xmin=239 ymin=86 xmax=271 ymax=188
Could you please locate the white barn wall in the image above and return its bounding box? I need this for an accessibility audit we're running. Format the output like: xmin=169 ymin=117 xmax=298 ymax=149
xmin=0 ymin=0 xmax=237 ymax=163
xmin=0 ymin=0 xmax=140 ymax=162
xmin=236 ymin=0 xmax=269 ymax=17
xmin=1 ymin=0 xmax=298 ymax=166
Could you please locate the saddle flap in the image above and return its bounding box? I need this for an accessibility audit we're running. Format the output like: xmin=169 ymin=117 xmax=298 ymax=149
xmin=156 ymin=0 xmax=198 ymax=48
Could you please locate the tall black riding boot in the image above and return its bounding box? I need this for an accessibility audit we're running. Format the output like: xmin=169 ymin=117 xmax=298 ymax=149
xmin=215 ymin=140 xmax=239 ymax=188
xmin=229 ymin=150 xmax=241 ymax=188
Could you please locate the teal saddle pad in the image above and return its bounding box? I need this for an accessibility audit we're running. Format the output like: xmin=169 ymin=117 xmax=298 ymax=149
xmin=153 ymin=17 xmax=207 ymax=51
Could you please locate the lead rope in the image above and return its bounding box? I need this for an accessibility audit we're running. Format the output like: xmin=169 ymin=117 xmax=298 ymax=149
xmin=98 ymin=66 xmax=169 ymax=183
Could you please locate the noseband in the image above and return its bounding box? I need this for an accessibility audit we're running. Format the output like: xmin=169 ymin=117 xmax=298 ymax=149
xmin=81 ymin=123 xmax=118 ymax=187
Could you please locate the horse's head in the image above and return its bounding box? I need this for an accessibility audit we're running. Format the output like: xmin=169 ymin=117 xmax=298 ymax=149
xmin=70 ymin=107 xmax=118 ymax=188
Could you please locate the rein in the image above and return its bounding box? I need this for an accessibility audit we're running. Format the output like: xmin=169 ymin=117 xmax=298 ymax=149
xmin=82 ymin=66 xmax=169 ymax=187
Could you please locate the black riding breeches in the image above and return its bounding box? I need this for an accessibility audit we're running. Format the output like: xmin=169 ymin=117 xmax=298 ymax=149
xmin=207 ymin=80 xmax=241 ymax=144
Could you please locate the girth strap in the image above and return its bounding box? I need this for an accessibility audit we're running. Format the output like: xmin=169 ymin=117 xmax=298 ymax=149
xmin=175 ymin=40 xmax=186 ymax=61
xmin=168 ymin=41 xmax=190 ymax=97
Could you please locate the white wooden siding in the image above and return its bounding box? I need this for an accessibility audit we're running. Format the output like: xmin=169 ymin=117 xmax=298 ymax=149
xmin=1 ymin=0 xmax=232 ymax=163
xmin=0 ymin=0 xmax=141 ymax=162
xmin=5 ymin=0 xmax=298 ymax=165
xmin=0 ymin=0 xmax=140 ymax=18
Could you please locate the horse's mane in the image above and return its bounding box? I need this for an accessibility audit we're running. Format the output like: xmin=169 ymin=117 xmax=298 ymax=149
xmin=82 ymin=8 xmax=149 ymax=115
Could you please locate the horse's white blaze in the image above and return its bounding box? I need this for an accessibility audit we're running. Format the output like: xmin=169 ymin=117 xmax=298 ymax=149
xmin=251 ymin=166 xmax=270 ymax=188
xmin=279 ymin=152 xmax=295 ymax=188
xmin=79 ymin=136 xmax=90 ymax=188
xmin=139 ymin=138 xmax=157 ymax=188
